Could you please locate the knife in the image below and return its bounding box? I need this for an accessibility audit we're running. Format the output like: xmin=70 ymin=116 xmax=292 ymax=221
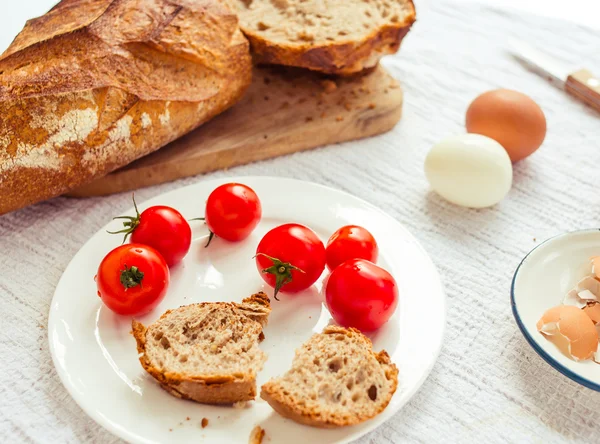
xmin=509 ymin=40 xmax=600 ymax=113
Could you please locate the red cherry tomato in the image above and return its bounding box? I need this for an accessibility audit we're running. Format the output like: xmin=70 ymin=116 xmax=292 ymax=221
xmin=326 ymin=225 xmax=378 ymax=271
xmin=255 ymin=223 xmax=326 ymax=299
xmin=96 ymin=244 xmax=170 ymax=316
xmin=325 ymin=259 xmax=398 ymax=332
xmin=109 ymin=198 xmax=191 ymax=267
xmin=205 ymin=183 xmax=262 ymax=242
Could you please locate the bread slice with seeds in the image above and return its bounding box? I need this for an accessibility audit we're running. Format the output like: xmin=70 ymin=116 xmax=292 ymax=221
xmin=132 ymin=292 xmax=270 ymax=404
xmin=260 ymin=325 xmax=398 ymax=427
xmin=233 ymin=0 xmax=416 ymax=75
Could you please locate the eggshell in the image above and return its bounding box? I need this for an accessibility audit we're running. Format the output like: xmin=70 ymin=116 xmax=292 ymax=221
xmin=424 ymin=134 xmax=513 ymax=208
xmin=466 ymin=89 xmax=546 ymax=162
xmin=584 ymin=303 xmax=600 ymax=324
xmin=537 ymin=305 xmax=598 ymax=361
xmin=592 ymin=256 xmax=600 ymax=279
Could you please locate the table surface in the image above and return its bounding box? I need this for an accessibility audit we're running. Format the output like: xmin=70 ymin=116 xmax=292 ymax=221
xmin=2 ymin=1 xmax=600 ymax=443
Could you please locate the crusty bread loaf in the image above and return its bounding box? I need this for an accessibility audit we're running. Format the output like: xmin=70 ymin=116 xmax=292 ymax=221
xmin=260 ymin=325 xmax=398 ymax=427
xmin=233 ymin=0 xmax=416 ymax=75
xmin=0 ymin=0 xmax=252 ymax=215
xmin=132 ymin=292 xmax=271 ymax=404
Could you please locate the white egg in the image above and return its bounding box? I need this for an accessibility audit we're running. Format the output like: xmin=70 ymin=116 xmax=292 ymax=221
xmin=424 ymin=134 xmax=513 ymax=208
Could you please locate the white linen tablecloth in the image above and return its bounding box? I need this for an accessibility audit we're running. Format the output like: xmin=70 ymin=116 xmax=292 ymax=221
xmin=1 ymin=1 xmax=600 ymax=442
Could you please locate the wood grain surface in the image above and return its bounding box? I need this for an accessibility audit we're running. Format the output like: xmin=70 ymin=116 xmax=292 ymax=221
xmin=68 ymin=65 xmax=403 ymax=197
xmin=566 ymin=69 xmax=600 ymax=113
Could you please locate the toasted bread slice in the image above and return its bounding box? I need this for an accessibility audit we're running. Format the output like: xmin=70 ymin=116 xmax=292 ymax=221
xmin=132 ymin=292 xmax=271 ymax=404
xmin=233 ymin=0 xmax=416 ymax=75
xmin=260 ymin=325 xmax=398 ymax=427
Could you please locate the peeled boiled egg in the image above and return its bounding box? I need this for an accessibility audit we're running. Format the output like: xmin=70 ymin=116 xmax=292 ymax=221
xmin=466 ymin=89 xmax=546 ymax=162
xmin=424 ymin=134 xmax=513 ymax=208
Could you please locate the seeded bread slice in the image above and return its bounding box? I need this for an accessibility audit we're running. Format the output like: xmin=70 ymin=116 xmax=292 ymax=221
xmin=132 ymin=292 xmax=271 ymax=404
xmin=233 ymin=0 xmax=416 ymax=75
xmin=260 ymin=325 xmax=398 ymax=427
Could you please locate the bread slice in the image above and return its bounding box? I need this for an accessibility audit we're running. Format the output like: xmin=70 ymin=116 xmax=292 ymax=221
xmin=132 ymin=292 xmax=271 ymax=404
xmin=233 ymin=0 xmax=416 ymax=75
xmin=260 ymin=325 xmax=398 ymax=427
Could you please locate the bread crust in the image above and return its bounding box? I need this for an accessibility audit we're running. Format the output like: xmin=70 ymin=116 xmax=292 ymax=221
xmin=0 ymin=0 xmax=252 ymax=215
xmin=260 ymin=325 xmax=399 ymax=427
xmin=132 ymin=292 xmax=271 ymax=404
xmin=238 ymin=1 xmax=416 ymax=75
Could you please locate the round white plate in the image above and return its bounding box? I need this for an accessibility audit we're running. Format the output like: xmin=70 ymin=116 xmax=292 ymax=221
xmin=49 ymin=176 xmax=446 ymax=444
xmin=512 ymin=229 xmax=600 ymax=391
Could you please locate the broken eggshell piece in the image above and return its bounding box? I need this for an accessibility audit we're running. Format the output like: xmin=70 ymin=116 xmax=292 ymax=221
xmin=537 ymin=305 xmax=598 ymax=362
xmin=592 ymin=256 xmax=600 ymax=279
xmin=562 ymin=276 xmax=600 ymax=308
xmin=584 ymin=303 xmax=600 ymax=324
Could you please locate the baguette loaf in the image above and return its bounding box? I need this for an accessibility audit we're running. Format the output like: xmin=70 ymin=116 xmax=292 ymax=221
xmin=0 ymin=0 xmax=252 ymax=215
xmin=233 ymin=0 xmax=416 ymax=75
xmin=132 ymin=292 xmax=271 ymax=404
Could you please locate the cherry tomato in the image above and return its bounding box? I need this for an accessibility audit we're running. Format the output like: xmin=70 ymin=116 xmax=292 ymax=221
xmin=325 ymin=259 xmax=398 ymax=332
xmin=109 ymin=197 xmax=191 ymax=267
xmin=205 ymin=183 xmax=262 ymax=243
xmin=326 ymin=225 xmax=378 ymax=271
xmin=255 ymin=223 xmax=326 ymax=299
xmin=96 ymin=244 xmax=170 ymax=316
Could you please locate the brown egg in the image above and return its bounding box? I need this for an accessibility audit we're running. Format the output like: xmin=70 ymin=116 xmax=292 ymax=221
xmin=466 ymin=89 xmax=546 ymax=162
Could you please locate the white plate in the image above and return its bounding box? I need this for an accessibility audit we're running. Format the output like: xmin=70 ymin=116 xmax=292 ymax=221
xmin=512 ymin=229 xmax=600 ymax=391
xmin=49 ymin=176 xmax=446 ymax=444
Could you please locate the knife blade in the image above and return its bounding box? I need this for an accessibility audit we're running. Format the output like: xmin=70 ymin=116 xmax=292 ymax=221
xmin=509 ymin=40 xmax=600 ymax=113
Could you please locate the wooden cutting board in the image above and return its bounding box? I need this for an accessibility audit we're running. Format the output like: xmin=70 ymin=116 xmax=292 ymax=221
xmin=68 ymin=65 xmax=403 ymax=197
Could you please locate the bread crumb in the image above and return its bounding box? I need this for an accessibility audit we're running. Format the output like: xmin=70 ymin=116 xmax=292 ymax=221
xmin=298 ymin=97 xmax=307 ymax=104
xmin=336 ymin=116 xmax=344 ymax=121
xmin=264 ymin=96 xmax=269 ymax=101
xmin=201 ymin=418 xmax=209 ymax=428
xmin=233 ymin=400 xmax=249 ymax=409
xmin=280 ymin=101 xmax=290 ymax=109
xmin=320 ymin=79 xmax=337 ymax=93
xmin=368 ymin=103 xmax=376 ymax=110
xmin=169 ymin=428 xmax=173 ymax=432
xmin=305 ymin=116 xmax=313 ymax=122
xmin=344 ymin=103 xmax=352 ymax=111
xmin=186 ymin=417 xmax=190 ymax=421
xmin=320 ymin=112 xmax=326 ymax=118
xmin=249 ymin=425 xmax=266 ymax=444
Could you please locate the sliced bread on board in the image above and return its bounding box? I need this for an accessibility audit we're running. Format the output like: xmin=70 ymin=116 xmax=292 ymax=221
xmin=233 ymin=0 xmax=416 ymax=75
xmin=0 ymin=0 xmax=251 ymax=215
xmin=132 ymin=292 xmax=271 ymax=404
xmin=260 ymin=325 xmax=398 ymax=427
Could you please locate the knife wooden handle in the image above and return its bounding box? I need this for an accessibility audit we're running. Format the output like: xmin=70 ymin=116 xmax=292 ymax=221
xmin=565 ymin=69 xmax=600 ymax=113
